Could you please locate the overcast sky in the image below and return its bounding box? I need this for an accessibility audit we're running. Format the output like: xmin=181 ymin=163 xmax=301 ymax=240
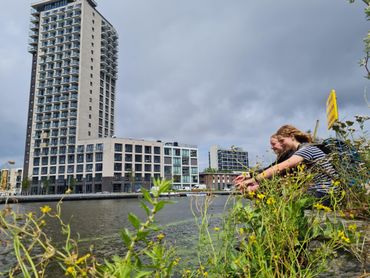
xmin=0 ymin=0 xmax=369 ymax=170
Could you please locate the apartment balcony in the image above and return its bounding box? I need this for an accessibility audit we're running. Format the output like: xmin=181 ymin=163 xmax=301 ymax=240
xmin=70 ymin=93 xmax=78 ymax=100
xmin=70 ymin=86 xmax=78 ymax=92
xmin=59 ymin=95 xmax=69 ymax=102
xmin=71 ymin=77 xmax=78 ymax=83
xmin=70 ymin=68 xmax=79 ymax=75
xmin=29 ymin=30 xmax=38 ymax=39
xmin=30 ymin=15 xmax=39 ymax=24
xmin=62 ymin=71 xmax=70 ymax=77
xmin=30 ymin=7 xmax=39 ymax=16
xmin=71 ymin=52 xmax=79 ymax=58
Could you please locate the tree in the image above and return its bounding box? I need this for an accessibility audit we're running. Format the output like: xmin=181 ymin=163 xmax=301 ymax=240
xmin=21 ymin=178 xmax=30 ymax=195
xmin=42 ymin=178 xmax=50 ymax=195
xmin=68 ymin=177 xmax=76 ymax=193
xmin=203 ymin=167 xmax=217 ymax=173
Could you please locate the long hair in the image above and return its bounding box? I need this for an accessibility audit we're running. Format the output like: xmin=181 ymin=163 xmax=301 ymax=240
xmin=276 ymin=125 xmax=312 ymax=143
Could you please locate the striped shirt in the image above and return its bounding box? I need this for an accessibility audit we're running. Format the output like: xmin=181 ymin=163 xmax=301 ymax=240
xmin=294 ymin=145 xmax=337 ymax=193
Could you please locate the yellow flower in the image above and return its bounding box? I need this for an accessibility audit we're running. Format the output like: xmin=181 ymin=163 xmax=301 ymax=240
xmin=65 ymin=266 xmax=76 ymax=276
xmin=348 ymin=224 xmax=357 ymax=233
xmin=173 ymin=257 xmax=180 ymax=266
xmin=157 ymin=233 xmax=165 ymax=241
xmin=248 ymin=234 xmax=256 ymax=244
xmin=239 ymin=227 xmax=245 ymax=235
xmin=203 ymin=271 xmax=208 ymax=277
xmin=338 ymin=230 xmax=350 ymax=243
xmin=65 ymin=188 xmax=72 ymax=194
xmin=76 ymin=253 xmax=91 ymax=265
xmin=40 ymin=205 xmax=51 ymax=214
xmin=248 ymin=191 xmax=255 ymax=198
xmin=332 ymin=180 xmax=340 ymax=187
xmin=257 ymin=193 xmax=265 ymax=200
xmin=213 ymin=227 xmax=220 ymax=232
xmin=40 ymin=219 xmax=46 ymax=226
xmin=266 ymin=197 xmax=275 ymax=205
xmin=27 ymin=212 xmax=34 ymax=218
xmin=313 ymin=203 xmax=331 ymax=212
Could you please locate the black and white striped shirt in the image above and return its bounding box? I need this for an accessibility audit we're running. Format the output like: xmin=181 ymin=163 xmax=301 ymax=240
xmin=295 ymin=145 xmax=337 ymax=193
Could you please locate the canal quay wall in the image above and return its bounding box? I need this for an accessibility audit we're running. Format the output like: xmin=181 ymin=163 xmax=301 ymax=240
xmin=0 ymin=191 xmax=232 ymax=204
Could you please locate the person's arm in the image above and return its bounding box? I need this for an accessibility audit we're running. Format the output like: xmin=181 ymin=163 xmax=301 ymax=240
xmin=243 ymin=155 xmax=304 ymax=185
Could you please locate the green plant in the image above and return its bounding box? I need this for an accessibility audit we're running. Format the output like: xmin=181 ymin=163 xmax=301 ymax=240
xmin=189 ymin=168 xmax=368 ymax=277
xmin=0 ymin=179 xmax=178 ymax=278
xmin=101 ymin=179 xmax=178 ymax=277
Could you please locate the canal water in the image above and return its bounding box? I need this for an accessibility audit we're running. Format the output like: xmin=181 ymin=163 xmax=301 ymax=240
xmin=0 ymin=195 xmax=234 ymax=276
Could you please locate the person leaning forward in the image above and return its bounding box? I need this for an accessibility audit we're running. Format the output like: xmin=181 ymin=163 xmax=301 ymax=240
xmin=234 ymin=125 xmax=337 ymax=205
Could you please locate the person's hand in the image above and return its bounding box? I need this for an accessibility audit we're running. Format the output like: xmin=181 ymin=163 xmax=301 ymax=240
xmin=233 ymin=175 xmax=246 ymax=187
xmin=235 ymin=178 xmax=259 ymax=193
xmin=245 ymin=182 xmax=259 ymax=193
xmin=233 ymin=172 xmax=250 ymax=187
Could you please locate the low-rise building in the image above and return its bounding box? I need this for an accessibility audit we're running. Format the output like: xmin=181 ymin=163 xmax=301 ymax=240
xmin=199 ymin=172 xmax=241 ymax=191
xmin=28 ymin=138 xmax=199 ymax=194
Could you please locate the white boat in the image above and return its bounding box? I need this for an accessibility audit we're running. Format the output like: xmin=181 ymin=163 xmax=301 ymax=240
xmin=186 ymin=192 xmax=207 ymax=197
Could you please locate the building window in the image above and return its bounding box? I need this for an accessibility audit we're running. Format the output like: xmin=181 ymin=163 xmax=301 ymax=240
xmin=86 ymin=164 xmax=93 ymax=172
xmin=135 ymin=164 xmax=142 ymax=172
xmin=114 ymin=143 xmax=122 ymax=152
xmin=95 ymin=152 xmax=103 ymax=162
xmin=95 ymin=163 xmax=103 ymax=172
xmin=154 ymin=147 xmax=161 ymax=154
xmin=58 ymin=166 xmax=65 ymax=173
xmin=114 ymin=153 xmax=122 ymax=161
xmin=135 ymin=155 xmax=142 ymax=162
xmin=76 ymin=163 xmax=83 ymax=172
xmin=144 ymin=146 xmax=152 ymax=154
xmin=114 ymin=163 xmax=122 ymax=171
xmin=154 ymin=156 xmax=160 ymax=163
xmin=86 ymin=153 xmax=93 ymax=162
xmin=164 ymin=148 xmax=171 ymax=156
xmin=135 ymin=145 xmax=142 ymax=153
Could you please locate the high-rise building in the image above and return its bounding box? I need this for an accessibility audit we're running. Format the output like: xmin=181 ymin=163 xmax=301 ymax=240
xmin=23 ymin=0 xmax=118 ymax=191
xmin=209 ymin=145 xmax=248 ymax=172
xmin=23 ymin=0 xmax=199 ymax=194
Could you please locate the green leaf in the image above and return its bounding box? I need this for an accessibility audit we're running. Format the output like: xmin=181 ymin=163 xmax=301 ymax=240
xmin=155 ymin=200 xmax=168 ymax=212
xmin=134 ymin=270 xmax=153 ymax=278
xmin=140 ymin=201 xmax=151 ymax=216
xmin=137 ymin=230 xmax=149 ymax=241
xmin=120 ymin=228 xmax=132 ymax=246
xmin=142 ymin=188 xmax=152 ymax=204
xmin=128 ymin=213 xmax=141 ymax=230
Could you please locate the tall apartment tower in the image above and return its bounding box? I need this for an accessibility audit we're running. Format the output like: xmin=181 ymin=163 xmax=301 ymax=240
xmin=23 ymin=0 xmax=118 ymax=184
xmin=209 ymin=145 xmax=248 ymax=172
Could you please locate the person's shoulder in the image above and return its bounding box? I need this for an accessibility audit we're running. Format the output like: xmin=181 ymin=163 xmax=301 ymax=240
xmin=296 ymin=144 xmax=325 ymax=157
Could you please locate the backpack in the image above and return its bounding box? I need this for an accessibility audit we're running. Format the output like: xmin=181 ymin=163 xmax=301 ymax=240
xmin=314 ymin=138 xmax=362 ymax=185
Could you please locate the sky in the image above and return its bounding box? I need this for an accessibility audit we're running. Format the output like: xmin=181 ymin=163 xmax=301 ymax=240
xmin=0 ymin=0 xmax=369 ymax=171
